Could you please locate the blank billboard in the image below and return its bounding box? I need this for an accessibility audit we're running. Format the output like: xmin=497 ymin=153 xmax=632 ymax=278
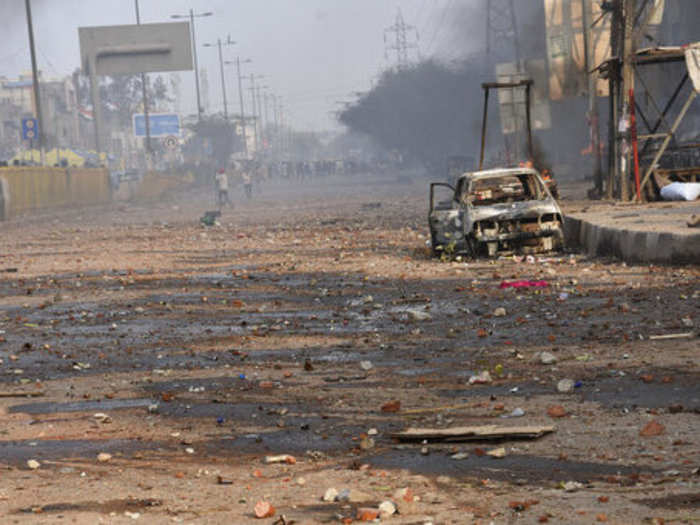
xmin=79 ymin=22 xmax=193 ymax=76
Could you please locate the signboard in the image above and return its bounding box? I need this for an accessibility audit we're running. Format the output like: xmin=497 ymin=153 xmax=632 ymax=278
xmin=21 ymin=118 xmax=38 ymax=140
xmin=133 ymin=113 xmax=180 ymax=138
xmin=79 ymin=22 xmax=193 ymax=76
xmin=495 ymin=61 xmax=551 ymax=134
xmin=164 ymin=135 xmax=179 ymax=150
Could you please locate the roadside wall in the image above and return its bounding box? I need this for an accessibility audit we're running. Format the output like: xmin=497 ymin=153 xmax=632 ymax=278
xmin=0 ymin=167 xmax=111 ymax=220
xmin=113 ymin=171 xmax=195 ymax=202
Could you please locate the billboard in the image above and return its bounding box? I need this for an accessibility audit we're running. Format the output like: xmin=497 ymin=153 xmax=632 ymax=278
xmin=79 ymin=22 xmax=193 ymax=76
xmin=495 ymin=61 xmax=552 ymax=134
xmin=133 ymin=113 xmax=180 ymax=138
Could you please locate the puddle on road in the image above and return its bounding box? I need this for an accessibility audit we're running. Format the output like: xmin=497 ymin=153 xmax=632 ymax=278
xmin=201 ymin=426 xmax=364 ymax=456
xmin=16 ymin=498 xmax=162 ymax=515
xmin=634 ymin=492 xmax=700 ymax=510
xmin=369 ymin=450 xmax=654 ymax=484
xmin=0 ymin=439 xmax=166 ymax=465
xmin=10 ymin=398 xmax=154 ymax=414
xmin=582 ymin=374 xmax=700 ymax=410
xmin=9 ymin=394 xmax=321 ymax=426
xmin=438 ymin=382 xmax=552 ymax=399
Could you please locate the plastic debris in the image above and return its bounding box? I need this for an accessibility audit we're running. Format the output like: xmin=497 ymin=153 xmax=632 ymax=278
xmin=468 ymin=371 xmax=493 ymax=384
xmin=500 ymin=280 xmax=549 ymax=289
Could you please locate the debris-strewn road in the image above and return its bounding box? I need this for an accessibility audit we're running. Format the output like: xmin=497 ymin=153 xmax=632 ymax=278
xmin=0 ymin=174 xmax=697 ymax=524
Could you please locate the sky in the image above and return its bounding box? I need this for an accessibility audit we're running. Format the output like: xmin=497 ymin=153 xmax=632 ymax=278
xmin=1 ymin=0 xmax=457 ymax=132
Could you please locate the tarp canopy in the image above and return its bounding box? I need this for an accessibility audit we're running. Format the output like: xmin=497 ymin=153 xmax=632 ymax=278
xmin=685 ymin=43 xmax=700 ymax=93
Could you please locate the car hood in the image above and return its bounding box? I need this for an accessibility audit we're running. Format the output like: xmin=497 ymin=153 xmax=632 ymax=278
xmin=469 ymin=200 xmax=561 ymax=222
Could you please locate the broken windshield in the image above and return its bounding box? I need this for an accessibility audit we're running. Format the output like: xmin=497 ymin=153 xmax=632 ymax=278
xmin=466 ymin=173 xmax=545 ymax=206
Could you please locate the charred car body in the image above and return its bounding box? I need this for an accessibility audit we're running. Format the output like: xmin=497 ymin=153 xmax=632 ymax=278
xmin=429 ymin=167 xmax=564 ymax=257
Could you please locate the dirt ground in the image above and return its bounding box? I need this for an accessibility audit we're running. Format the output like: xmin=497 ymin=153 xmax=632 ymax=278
xmin=0 ymin=173 xmax=697 ymax=525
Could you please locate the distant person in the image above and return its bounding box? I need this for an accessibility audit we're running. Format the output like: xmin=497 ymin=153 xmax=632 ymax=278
xmin=214 ymin=168 xmax=230 ymax=207
xmin=241 ymin=163 xmax=253 ymax=199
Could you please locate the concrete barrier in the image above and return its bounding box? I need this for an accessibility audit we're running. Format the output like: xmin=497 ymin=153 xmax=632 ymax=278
xmin=0 ymin=167 xmax=111 ymax=220
xmin=564 ymin=215 xmax=700 ymax=265
xmin=113 ymin=171 xmax=195 ymax=202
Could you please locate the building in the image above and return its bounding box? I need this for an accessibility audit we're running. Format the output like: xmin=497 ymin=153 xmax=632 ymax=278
xmin=0 ymin=72 xmax=82 ymax=161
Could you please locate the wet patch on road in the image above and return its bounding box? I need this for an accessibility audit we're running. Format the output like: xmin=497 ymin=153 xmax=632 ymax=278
xmin=633 ymin=492 xmax=700 ymax=509
xmin=582 ymin=373 xmax=700 ymax=411
xmin=369 ymin=449 xmax=656 ymax=484
xmin=15 ymin=498 xmax=163 ymax=515
xmin=0 ymin=439 xmax=167 ymax=466
xmin=10 ymin=398 xmax=155 ymax=414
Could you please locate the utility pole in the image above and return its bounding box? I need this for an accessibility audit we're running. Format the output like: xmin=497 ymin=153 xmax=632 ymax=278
xmin=249 ymin=75 xmax=257 ymax=154
xmin=271 ymin=93 xmax=279 ymax=159
xmin=619 ymin=0 xmax=636 ymax=201
xmin=256 ymin=84 xmax=268 ymax=152
xmin=25 ymin=0 xmax=45 ymax=165
xmin=170 ymin=9 xmax=213 ymax=121
xmin=235 ymin=57 xmax=250 ymax=157
xmin=246 ymin=74 xmax=267 ymax=156
xmin=135 ymin=0 xmax=151 ymax=167
xmin=204 ymin=36 xmax=235 ymax=119
xmin=263 ymin=91 xmax=270 ymax=141
xmin=190 ymin=10 xmax=203 ymax=121
xmin=582 ymin=0 xmax=603 ymax=196
xmin=384 ymin=8 xmax=419 ymax=70
xmin=218 ymin=39 xmax=228 ymax=119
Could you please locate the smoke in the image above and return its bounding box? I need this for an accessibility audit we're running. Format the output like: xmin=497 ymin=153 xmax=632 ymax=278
xmin=339 ymin=2 xmax=589 ymax=176
xmin=339 ymin=58 xmax=496 ymax=169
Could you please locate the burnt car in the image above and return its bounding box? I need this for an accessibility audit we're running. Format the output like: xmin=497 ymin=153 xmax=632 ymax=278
xmin=429 ymin=167 xmax=564 ymax=258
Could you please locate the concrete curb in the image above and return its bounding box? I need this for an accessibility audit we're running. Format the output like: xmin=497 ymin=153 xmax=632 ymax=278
xmin=564 ymin=215 xmax=700 ymax=265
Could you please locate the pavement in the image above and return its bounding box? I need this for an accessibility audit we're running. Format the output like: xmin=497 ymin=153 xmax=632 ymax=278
xmin=0 ymin=174 xmax=697 ymax=525
xmin=563 ymin=200 xmax=700 ymax=264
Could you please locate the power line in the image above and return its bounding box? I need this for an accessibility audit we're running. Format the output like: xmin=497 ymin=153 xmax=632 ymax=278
xmin=384 ymin=7 xmax=420 ymax=70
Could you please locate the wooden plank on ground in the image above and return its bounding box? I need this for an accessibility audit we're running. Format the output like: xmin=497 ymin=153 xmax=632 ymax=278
xmin=392 ymin=425 xmax=556 ymax=442
xmin=0 ymin=391 xmax=45 ymax=398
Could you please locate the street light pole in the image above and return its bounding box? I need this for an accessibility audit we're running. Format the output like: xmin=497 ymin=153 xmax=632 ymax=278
xmin=217 ymin=39 xmax=228 ymax=119
xmin=171 ymin=9 xmax=212 ymax=122
xmin=236 ymin=57 xmax=250 ymax=157
xmin=256 ymin=84 xmax=268 ymax=151
xmin=190 ymin=9 xmax=202 ymax=121
xmin=135 ymin=0 xmax=151 ymax=164
xmin=248 ymin=74 xmax=262 ymax=154
xmin=25 ymin=0 xmax=45 ymax=165
xmin=204 ymin=36 xmax=235 ymax=120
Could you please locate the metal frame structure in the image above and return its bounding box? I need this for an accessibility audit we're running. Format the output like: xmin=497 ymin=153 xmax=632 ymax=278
xmin=479 ymin=79 xmax=534 ymax=170
xmin=596 ymin=0 xmax=699 ymax=200
xmin=602 ymin=45 xmax=699 ymax=200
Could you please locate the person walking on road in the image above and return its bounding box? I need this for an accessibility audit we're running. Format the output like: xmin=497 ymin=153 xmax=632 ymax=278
xmin=241 ymin=162 xmax=253 ymax=200
xmin=215 ymin=168 xmax=230 ymax=207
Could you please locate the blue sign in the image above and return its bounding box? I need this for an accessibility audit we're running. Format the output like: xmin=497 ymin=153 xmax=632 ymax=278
xmin=133 ymin=113 xmax=180 ymax=138
xmin=21 ymin=118 xmax=38 ymax=140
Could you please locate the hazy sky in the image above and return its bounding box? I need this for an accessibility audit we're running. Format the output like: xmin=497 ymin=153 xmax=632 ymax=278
xmin=2 ymin=0 xmax=456 ymax=131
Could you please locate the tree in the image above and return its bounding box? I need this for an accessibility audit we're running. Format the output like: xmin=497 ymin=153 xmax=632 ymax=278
xmin=73 ymin=69 xmax=172 ymax=127
xmin=186 ymin=116 xmax=241 ymax=168
xmin=339 ymin=59 xmax=493 ymax=168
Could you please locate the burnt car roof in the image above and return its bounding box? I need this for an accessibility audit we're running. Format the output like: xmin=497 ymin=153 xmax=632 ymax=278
xmin=457 ymin=167 xmax=540 ymax=181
